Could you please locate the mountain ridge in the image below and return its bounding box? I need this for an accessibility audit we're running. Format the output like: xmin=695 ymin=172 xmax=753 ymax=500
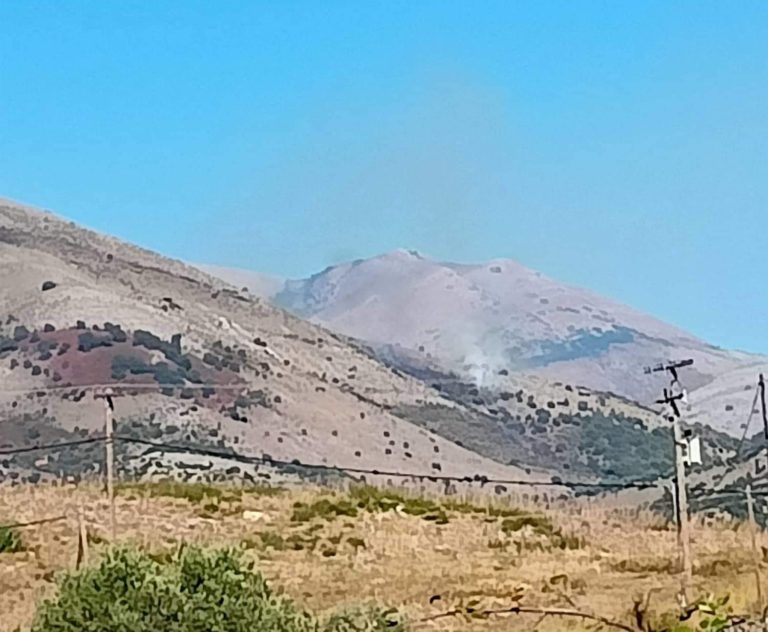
xmin=0 ymin=195 xmax=721 ymax=489
xmin=199 ymin=252 xmax=768 ymax=437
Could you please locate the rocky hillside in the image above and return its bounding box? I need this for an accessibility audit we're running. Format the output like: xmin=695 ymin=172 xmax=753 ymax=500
xmin=201 ymin=251 xmax=768 ymax=436
xmin=0 ymin=200 xmax=545 ymax=488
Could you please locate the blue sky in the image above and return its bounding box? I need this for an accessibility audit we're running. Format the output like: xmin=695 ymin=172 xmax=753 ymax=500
xmin=0 ymin=1 xmax=766 ymax=353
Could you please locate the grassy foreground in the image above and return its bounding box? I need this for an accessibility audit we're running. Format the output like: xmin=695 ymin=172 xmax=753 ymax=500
xmin=0 ymin=481 xmax=765 ymax=631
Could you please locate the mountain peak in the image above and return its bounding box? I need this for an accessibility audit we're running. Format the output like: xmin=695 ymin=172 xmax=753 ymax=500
xmin=377 ymin=248 xmax=429 ymax=262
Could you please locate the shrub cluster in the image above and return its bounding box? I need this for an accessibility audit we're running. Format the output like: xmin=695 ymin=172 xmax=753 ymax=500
xmin=133 ymin=329 xmax=190 ymax=370
xmin=30 ymin=547 xmax=402 ymax=632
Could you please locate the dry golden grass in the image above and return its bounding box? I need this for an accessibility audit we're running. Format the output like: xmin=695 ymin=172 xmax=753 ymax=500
xmin=0 ymin=481 xmax=764 ymax=631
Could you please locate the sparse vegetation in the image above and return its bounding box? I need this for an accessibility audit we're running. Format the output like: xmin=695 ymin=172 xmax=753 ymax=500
xmin=117 ymin=480 xmax=284 ymax=508
xmin=292 ymin=497 xmax=359 ymax=522
xmin=117 ymin=480 xmax=241 ymax=504
xmin=391 ymin=387 xmax=702 ymax=481
xmin=289 ymin=485 xmax=561 ymax=535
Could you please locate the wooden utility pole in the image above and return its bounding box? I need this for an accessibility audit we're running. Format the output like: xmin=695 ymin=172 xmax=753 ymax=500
xmin=648 ymin=360 xmax=695 ymax=603
xmin=95 ymin=389 xmax=116 ymax=541
xmin=76 ymin=502 xmax=89 ymax=570
xmin=671 ymin=410 xmax=693 ymax=597
xmin=746 ymin=485 xmax=764 ymax=611
xmin=669 ymin=483 xmax=678 ymax=530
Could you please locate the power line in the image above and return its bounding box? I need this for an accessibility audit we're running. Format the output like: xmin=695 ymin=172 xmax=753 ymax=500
xmin=0 ymin=515 xmax=67 ymax=530
xmin=0 ymin=430 xmax=670 ymax=490
xmin=0 ymin=382 xmax=253 ymax=395
xmin=0 ymin=436 xmax=105 ymax=456
xmin=9 ymin=431 xmax=768 ymax=502
xmin=735 ymin=386 xmax=761 ymax=459
xmin=712 ymin=379 xmax=762 ymax=489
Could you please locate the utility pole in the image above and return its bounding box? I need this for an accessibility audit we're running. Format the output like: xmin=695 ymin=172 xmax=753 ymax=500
xmin=95 ymin=388 xmax=116 ymax=541
xmin=76 ymin=501 xmax=89 ymax=570
xmin=669 ymin=482 xmax=678 ymax=530
xmin=746 ymin=484 xmax=764 ymax=612
xmin=648 ymin=359 xmax=695 ymax=603
xmin=760 ymin=374 xmax=767 ymax=441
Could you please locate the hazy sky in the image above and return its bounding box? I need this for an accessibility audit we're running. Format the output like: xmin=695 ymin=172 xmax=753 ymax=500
xmin=1 ymin=2 xmax=766 ymax=353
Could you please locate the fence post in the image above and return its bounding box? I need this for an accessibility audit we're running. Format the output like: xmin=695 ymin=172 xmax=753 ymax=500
xmin=76 ymin=502 xmax=89 ymax=570
xmin=746 ymin=484 xmax=763 ymax=613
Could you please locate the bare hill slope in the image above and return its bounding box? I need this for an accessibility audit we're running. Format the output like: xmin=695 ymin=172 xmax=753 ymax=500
xmin=203 ymin=250 xmax=766 ymax=436
xmin=0 ymin=200 xmax=546 ymax=487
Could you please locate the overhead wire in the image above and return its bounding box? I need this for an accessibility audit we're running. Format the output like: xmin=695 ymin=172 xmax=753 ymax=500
xmin=0 ymin=436 xmax=106 ymax=456
xmin=113 ymin=436 xmax=669 ymax=490
xmin=0 ymin=431 xmax=668 ymax=490
xmin=0 ymin=382 xmax=253 ymax=395
xmin=712 ymin=384 xmax=762 ymax=488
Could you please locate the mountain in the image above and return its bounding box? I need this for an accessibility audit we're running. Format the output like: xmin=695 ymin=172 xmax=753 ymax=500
xmin=0 ymin=199 xmax=550 ymax=488
xmin=201 ymin=249 xmax=768 ymax=437
xmin=2 ymin=197 xmax=734 ymax=489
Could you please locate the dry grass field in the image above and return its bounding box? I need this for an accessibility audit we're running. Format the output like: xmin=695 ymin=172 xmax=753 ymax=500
xmin=0 ymin=481 xmax=765 ymax=631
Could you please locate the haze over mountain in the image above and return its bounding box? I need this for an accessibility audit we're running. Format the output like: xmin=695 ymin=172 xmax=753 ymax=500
xmin=200 ymin=252 xmax=768 ymax=437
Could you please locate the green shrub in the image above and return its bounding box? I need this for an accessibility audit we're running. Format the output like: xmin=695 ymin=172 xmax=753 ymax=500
xmin=349 ymin=485 xmax=445 ymax=518
xmin=500 ymin=514 xmax=555 ymax=537
xmin=117 ymin=480 xmax=240 ymax=505
xmin=0 ymin=525 xmax=24 ymax=553
xmin=77 ymin=331 xmax=113 ymax=353
xmin=324 ymin=607 xmax=403 ymax=632
xmin=292 ymin=498 xmax=359 ymax=522
xmin=257 ymin=531 xmax=286 ymax=551
xmin=31 ymin=546 xmax=403 ymax=632
xmin=294 ymin=486 xmax=562 ymax=532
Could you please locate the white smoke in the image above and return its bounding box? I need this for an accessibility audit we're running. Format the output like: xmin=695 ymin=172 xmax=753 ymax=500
xmin=448 ymin=324 xmax=510 ymax=388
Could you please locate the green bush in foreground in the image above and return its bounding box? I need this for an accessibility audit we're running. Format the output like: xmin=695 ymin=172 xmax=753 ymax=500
xmin=31 ymin=546 xmax=403 ymax=632
xmin=0 ymin=525 xmax=24 ymax=553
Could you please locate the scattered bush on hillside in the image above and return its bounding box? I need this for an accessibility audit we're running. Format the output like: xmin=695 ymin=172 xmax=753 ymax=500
xmin=152 ymin=361 xmax=187 ymax=385
xmin=133 ymin=329 xmax=191 ymax=371
xmin=77 ymin=331 xmax=113 ymax=352
xmin=111 ymin=355 xmax=153 ymax=379
xmin=0 ymin=337 xmax=19 ymax=353
xmin=102 ymin=322 xmax=128 ymax=343
xmin=110 ymin=355 xmax=186 ymax=386
xmin=30 ymin=547 xmax=403 ymax=632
